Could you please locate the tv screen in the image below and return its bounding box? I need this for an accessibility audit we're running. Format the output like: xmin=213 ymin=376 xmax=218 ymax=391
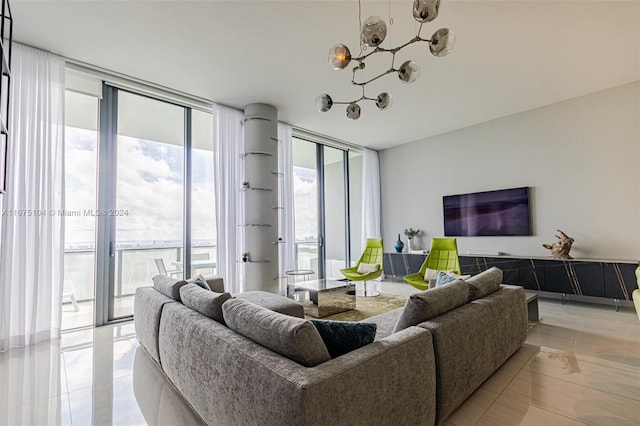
xmin=443 ymin=187 xmax=532 ymax=236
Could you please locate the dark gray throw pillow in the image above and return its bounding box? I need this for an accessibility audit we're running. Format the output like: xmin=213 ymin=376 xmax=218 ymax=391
xmin=309 ymin=320 xmax=377 ymax=358
xmin=393 ymin=280 xmax=469 ymax=333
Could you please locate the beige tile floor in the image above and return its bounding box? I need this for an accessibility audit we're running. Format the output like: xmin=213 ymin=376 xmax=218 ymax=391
xmin=1 ymin=286 xmax=639 ymax=426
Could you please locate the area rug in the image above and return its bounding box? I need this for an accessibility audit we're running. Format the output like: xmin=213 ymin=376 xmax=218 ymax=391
xmin=310 ymin=292 xmax=408 ymax=322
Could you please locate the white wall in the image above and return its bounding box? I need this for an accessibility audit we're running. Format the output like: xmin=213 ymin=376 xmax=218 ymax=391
xmin=380 ymin=82 xmax=640 ymax=261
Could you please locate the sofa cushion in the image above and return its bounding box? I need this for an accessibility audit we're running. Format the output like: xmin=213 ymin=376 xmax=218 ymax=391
xmin=464 ymin=267 xmax=503 ymax=301
xmin=309 ymin=320 xmax=377 ymax=358
xmin=393 ymin=280 xmax=469 ymax=333
xmin=179 ymin=283 xmax=232 ymax=323
xmin=152 ymin=275 xmax=188 ymax=301
xmin=236 ymin=291 xmax=304 ymax=318
xmin=222 ymin=298 xmax=331 ymax=367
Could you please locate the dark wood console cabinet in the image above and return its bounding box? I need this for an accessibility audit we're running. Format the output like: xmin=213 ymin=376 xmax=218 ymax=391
xmin=384 ymin=253 xmax=637 ymax=303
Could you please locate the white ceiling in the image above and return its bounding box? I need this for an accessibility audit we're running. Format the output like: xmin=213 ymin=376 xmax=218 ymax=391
xmin=12 ymin=1 xmax=640 ymax=150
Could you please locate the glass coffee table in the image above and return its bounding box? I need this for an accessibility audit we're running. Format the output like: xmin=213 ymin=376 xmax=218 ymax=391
xmin=294 ymin=279 xmax=356 ymax=318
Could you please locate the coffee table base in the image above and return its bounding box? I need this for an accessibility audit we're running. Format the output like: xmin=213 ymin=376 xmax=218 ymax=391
xmin=296 ymin=280 xmax=356 ymax=318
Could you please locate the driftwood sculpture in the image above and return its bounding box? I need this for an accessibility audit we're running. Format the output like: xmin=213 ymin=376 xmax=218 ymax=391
xmin=543 ymin=229 xmax=575 ymax=259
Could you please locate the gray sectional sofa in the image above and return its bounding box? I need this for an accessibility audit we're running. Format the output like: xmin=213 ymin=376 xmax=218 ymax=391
xmin=134 ymin=268 xmax=526 ymax=426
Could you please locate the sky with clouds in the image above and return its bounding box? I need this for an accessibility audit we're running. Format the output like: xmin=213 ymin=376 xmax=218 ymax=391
xmin=65 ymin=128 xmax=319 ymax=249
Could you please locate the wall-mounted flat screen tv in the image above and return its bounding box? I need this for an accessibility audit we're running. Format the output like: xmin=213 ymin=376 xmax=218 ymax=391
xmin=443 ymin=187 xmax=532 ymax=236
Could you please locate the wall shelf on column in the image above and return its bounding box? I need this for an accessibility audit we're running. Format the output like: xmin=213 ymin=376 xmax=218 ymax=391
xmin=238 ymin=259 xmax=272 ymax=264
xmin=238 ymin=224 xmax=272 ymax=227
xmin=272 ymin=240 xmax=286 ymax=244
xmin=270 ymin=137 xmax=279 ymax=143
xmin=240 ymin=187 xmax=272 ymax=192
xmin=270 ymin=171 xmax=284 ymax=176
xmin=241 ymin=116 xmax=272 ymax=125
xmin=272 ymin=206 xmax=284 ymax=210
xmin=240 ymin=151 xmax=273 ymax=159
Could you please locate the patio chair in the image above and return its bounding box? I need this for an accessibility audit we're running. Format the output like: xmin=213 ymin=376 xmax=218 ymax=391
xmin=154 ymin=258 xmax=182 ymax=278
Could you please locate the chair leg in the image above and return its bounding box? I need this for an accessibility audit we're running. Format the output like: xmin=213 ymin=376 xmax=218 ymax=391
xmin=356 ymin=280 xmax=380 ymax=297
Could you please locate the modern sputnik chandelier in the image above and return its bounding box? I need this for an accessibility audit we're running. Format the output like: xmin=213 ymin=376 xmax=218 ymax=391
xmin=316 ymin=0 xmax=455 ymax=120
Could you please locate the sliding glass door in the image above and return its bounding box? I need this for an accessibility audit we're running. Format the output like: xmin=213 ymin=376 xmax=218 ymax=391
xmin=292 ymin=139 xmax=319 ymax=277
xmin=62 ymin=91 xmax=99 ymax=330
xmin=111 ymin=91 xmax=186 ymax=318
xmin=291 ymin=136 xmax=359 ymax=280
xmin=68 ymin=82 xmax=217 ymax=326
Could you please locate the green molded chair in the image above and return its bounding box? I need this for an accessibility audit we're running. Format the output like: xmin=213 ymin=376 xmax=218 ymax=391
xmin=404 ymin=238 xmax=461 ymax=291
xmin=341 ymin=238 xmax=384 ymax=297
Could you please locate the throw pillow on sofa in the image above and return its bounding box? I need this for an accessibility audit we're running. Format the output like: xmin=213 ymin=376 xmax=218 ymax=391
xmin=309 ymin=320 xmax=376 ymax=358
xmin=222 ymin=298 xmax=331 ymax=367
xmin=464 ymin=267 xmax=503 ymax=301
xmin=187 ymin=275 xmax=211 ymax=290
xmin=179 ymin=283 xmax=231 ymax=324
xmin=435 ymin=271 xmax=472 ymax=287
xmin=435 ymin=271 xmax=456 ymax=286
xmin=393 ymin=280 xmax=469 ymax=333
xmin=152 ymin=275 xmax=188 ymax=301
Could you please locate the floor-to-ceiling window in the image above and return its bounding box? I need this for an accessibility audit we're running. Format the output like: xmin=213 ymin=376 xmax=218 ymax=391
xmin=112 ymin=91 xmax=186 ymax=319
xmin=190 ymin=109 xmax=216 ymax=276
xmin=291 ymin=136 xmax=361 ymax=279
xmin=63 ymin=71 xmax=216 ymax=328
xmin=292 ymin=139 xmax=319 ymax=276
xmin=62 ymin=90 xmax=99 ymax=330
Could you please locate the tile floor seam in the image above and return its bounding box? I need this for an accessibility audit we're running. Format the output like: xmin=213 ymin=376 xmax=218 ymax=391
xmin=500 ymin=381 xmax=631 ymax=426
xmin=471 ymin=397 xmax=499 ymax=426
xmin=519 ymin=366 xmax=640 ymax=403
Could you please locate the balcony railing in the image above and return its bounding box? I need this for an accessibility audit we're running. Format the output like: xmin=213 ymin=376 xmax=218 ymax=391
xmin=63 ymin=244 xmax=217 ymax=302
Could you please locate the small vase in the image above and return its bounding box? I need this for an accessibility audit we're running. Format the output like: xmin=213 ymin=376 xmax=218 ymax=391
xmin=407 ymin=238 xmax=414 ymax=252
xmin=394 ymin=234 xmax=404 ymax=253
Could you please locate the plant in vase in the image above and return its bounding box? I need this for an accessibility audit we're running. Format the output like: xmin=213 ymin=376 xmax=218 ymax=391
xmin=242 ymin=252 xmax=249 ymax=262
xmin=404 ymin=228 xmax=421 ymax=252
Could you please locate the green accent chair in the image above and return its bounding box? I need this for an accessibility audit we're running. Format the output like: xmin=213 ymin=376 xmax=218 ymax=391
xmin=404 ymin=238 xmax=461 ymax=291
xmin=633 ymin=265 xmax=640 ymax=322
xmin=340 ymin=238 xmax=384 ymax=297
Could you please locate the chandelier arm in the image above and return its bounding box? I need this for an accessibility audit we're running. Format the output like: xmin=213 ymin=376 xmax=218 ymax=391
xmin=352 ymin=68 xmax=396 ymax=86
xmin=353 ymin=46 xmax=385 ymax=62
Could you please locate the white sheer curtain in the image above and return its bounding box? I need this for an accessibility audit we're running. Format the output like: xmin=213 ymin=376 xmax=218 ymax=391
xmin=214 ymin=105 xmax=244 ymax=294
xmin=0 ymin=44 xmax=65 ymax=351
xmin=277 ymin=123 xmax=295 ymax=295
xmin=361 ymin=148 xmax=381 ymax=250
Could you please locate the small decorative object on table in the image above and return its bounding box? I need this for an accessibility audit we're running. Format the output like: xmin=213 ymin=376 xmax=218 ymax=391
xmin=242 ymin=181 xmax=250 ymax=189
xmin=404 ymin=228 xmax=421 ymax=252
xmin=394 ymin=234 xmax=404 ymax=253
xmin=242 ymin=252 xmax=249 ymax=262
xmin=542 ymin=229 xmax=574 ymax=259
